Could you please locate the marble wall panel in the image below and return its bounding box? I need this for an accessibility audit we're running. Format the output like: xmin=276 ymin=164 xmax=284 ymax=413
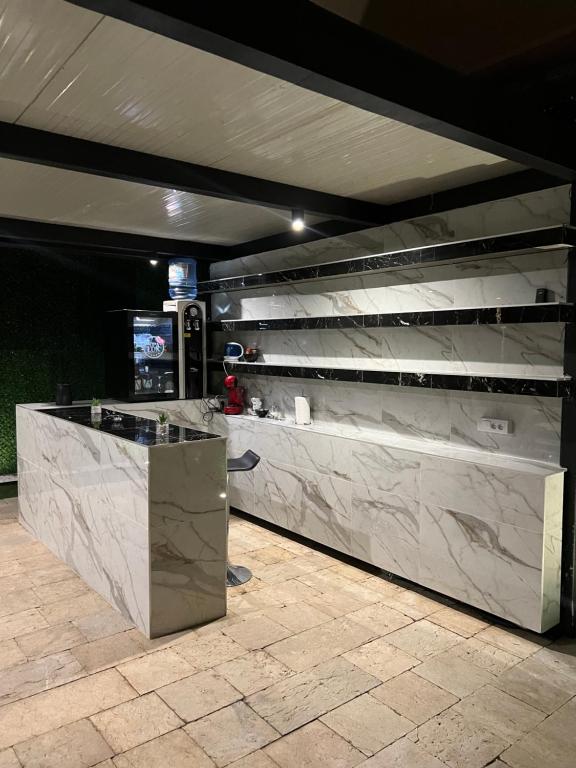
xmin=254 ymin=458 xmax=353 ymax=553
xmin=210 ymin=186 xmax=570 ymax=278
xmin=418 ymin=504 xmax=547 ymax=631
xmin=420 ymin=456 xmax=551 ymax=532
xmin=148 ymin=439 xmax=227 ymax=637
xmin=447 ymin=391 xmax=561 ymax=463
xmin=348 ymin=442 xmax=420 ymax=499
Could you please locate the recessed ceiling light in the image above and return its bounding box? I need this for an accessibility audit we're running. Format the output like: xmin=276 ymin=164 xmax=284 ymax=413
xmin=149 ymin=259 xmax=159 ymax=266
xmin=291 ymin=209 xmax=305 ymax=232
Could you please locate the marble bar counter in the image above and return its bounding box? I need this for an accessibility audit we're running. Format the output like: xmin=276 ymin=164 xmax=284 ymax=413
xmin=112 ymin=400 xmax=565 ymax=633
xmin=16 ymin=404 xmax=228 ymax=638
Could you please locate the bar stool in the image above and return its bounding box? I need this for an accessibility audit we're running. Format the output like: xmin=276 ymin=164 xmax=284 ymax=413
xmin=226 ymin=449 xmax=261 ymax=587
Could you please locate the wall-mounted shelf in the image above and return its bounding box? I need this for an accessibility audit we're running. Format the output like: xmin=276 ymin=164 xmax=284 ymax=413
xmin=209 ymin=303 xmax=573 ymax=332
xmin=199 ymin=225 xmax=576 ymax=294
xmin=208 ymin=360 xmax=572 ymax=398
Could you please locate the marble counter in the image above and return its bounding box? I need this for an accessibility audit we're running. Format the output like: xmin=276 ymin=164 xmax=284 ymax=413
xmin=112 ymin=399 xmax=564 ymax=633
xmin=16 ymin=404 xmax=228 ymax=638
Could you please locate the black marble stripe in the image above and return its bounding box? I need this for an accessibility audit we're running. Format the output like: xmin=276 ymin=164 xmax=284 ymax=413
xmin=208 ymin=360 xmax=573 ymax=398
xmin=198 ymin=226 xmax=576 ymax=294
xmin=209 ymin=303 xmax=574 ymax=332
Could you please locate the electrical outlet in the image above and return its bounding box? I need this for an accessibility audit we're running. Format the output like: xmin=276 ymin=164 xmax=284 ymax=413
xmin=477 ymin=418 xmax=513 ymax=435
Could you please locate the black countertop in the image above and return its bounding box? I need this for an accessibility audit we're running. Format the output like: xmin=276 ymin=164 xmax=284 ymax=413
xmin=38 ymin=406 xmax=219 ymax=446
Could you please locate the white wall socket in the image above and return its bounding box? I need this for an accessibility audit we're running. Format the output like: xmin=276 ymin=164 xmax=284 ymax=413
xmin=477 ymin=418 xmax=513 ymax=435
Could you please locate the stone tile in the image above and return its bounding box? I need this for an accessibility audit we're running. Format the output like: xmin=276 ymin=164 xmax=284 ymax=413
xmin=227 ymin=591 xmax=285 ymax=616
xmin=264 ymin=602 xmax=332 ymax=633
xmin=250 ymin=546 xmax=295 ymax=565
xmin=73 ymin=610 xmax=135 ymax=642
xmin=385 ymin=620 xmax=462 ymax=661
xmin=112 ymin=728 xmax=215 ymax=768
xmin=71 ymin=632 xmax=144 ymax=673
xmin=413 ymin=650 xmax=497 ymax=698
xmin=255 ymin=554 xmax=331 ymax=585
xmin=246 ymin=657 xmax=380 ymax=734
xmin=175 ymin=632 xmax=247 ymax=669
xmin=0 ymin=668 xmax=136 ymax=751
xmin=361 ymin=737 xmax=448 ymax=767
xmin=343 ymin=638 xmax=419 ymax=682
xmin=33 ymin=577 xmax=89 ymax=605
xmin=532 ymin=638 xmax=576 ymax=685
xmin=307 ymin=591 xmax=368 ymax=618
xmin=16 ymin=623 xmax=86 ymax=660
xmin=265 ymin=720 xmax=363 ymax=768
xmin=500 ymin=697 xmax=576 ymax=768
xmin=371 ymin=671 xmax=458 ymax=725
xmin=215 ymin=650 xmax=293 ymax=696
xmin=14 ymin=719 xmax=113 ymax=768
xmin=0 ymin=590 xmax=40 ymax=619
xmin=228 ymin=751 xmax=276 ymax=768
xmin=297 ymin=570 xmax=380 ymax=603
xmin=222 ymin=615 xmax=291 ymax=651
xmin=427 ymin=607 xmax=489 ymax=638
xmin=157 ymin=670 xmax=242 ymax=722
xmin=0 ymin=609 xmax=47 ymax=642
xmin=0 ymin=750 xmax=20 ymax=768
xmin=26 ymin=564 xmax=77 ymax=587
xmin=0 ymin=574 xmax=34 ymax=595
xmin=352 ymin=576 xmax=406 ymax=598
xmin=475 ymin=626 xmax=550 ymax=659
xmin=411 ymin=710 xmax=508 ymax=768
xmin=453 ymin=685 xmax=545 ymax=743
xmin=257 ymin=579 xmax=321 ymax=606
xmin=0 ymin=640 xmax=25 ymax=672
xmin=347 ymin=602 xmax=413 ymax=636
xmin=0 ymin=651 xmax=84 ymax=706
xmin=493 ymin=657 xmax=576 ymax=714
xmin=40 ymin=593 xmax=110 ymax=625
xmin=117 ymin=648 xmax=196 ymax=694
xmin=15 ymin=553 xmax=61 ymax=574
xmin=90 ymin=692 xmax=182 ymax=753
xmin=321 ymin=693 xmax=414 ymax=756
xmin=267 ymin=617 xmax=376 ymax=672
xmin=379 ymin=591 xmax=447 ymax=620
xmin=323 ymin=563 xmax=373 ymax=583
xmin=450 ymin=637 xmax=521 ymax=675
xmin=185 ymin=701 xmax=279 ymax=767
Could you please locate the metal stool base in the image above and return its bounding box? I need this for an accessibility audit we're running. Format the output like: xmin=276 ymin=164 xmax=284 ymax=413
xmin=226 ymin=564 xmax=253 ymax=587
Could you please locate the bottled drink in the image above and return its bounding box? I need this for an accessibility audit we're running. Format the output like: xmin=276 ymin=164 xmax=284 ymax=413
xmin=168 ymin=258 xmax=197 ymax=299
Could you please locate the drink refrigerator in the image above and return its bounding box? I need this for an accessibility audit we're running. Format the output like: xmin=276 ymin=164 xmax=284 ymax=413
xmin=105 ymin=302 xmax=206 ymax=402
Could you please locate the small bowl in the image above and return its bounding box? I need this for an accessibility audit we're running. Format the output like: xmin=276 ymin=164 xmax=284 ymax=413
xmin=255 ymin=409 xmax=269 ymax=418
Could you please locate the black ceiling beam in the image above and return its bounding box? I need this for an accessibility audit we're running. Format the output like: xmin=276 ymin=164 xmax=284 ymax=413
xmin=230 ymin=169 xmax=564 ymax=257
xmin=0 ymin=122 xmax=388 ymax=226
xmin=67 ymin=0 xmax=576 ymax=180
xmin=0 ymin=217 xmax=228 ymax=261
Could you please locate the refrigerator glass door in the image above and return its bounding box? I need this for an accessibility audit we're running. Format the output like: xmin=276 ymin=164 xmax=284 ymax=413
xmin=132 ymin=314 xmax=177 ymax=397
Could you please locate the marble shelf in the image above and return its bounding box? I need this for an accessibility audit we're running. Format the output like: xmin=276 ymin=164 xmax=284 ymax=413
xmin=208 ymin=360 xmax=573 ymax=398
xmin=209 ymin=302 xmax=573 ymax=332
xmin=198 ymin=225 xmax=576 ymax=294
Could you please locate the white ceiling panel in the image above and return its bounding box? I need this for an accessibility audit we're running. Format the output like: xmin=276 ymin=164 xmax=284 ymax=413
xmin=0 ymin=158 xmax=304 ymax=243
xmin=0 ymin=0 xmax=101 ymax=122
xmin=14 ymin=7 xmax=521 ymax=205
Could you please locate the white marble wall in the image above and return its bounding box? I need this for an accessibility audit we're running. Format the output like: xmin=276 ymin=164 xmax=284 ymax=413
xmin=16 ymin=405 xmax=228 ymax=638
xmin=211 ymin=186 xmax=571 ymax=279
xmin=212 ymin=250 xmax=569 ymax=321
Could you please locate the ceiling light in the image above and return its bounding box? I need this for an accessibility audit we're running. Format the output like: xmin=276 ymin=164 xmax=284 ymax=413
xmin=149 ymin=259 xmax=159 ymax=266
xmin=291 ymin=209 xmax=305 ymax=232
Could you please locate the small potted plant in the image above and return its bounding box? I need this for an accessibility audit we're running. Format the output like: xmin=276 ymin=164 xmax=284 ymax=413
xmin=156 ymin=412 xmax=169 ymax=438
xmin=90 ymin=398 xmax=102 ymax=420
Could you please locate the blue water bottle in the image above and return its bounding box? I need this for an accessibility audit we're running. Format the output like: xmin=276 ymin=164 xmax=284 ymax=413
xmin=168 ymin=258 xmax=198 ymax=299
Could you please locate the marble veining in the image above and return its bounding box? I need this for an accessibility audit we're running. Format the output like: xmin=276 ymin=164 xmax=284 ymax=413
xmin=16 ymin=405 xmax=227 ymax=638
xmin=210 ymin=186 xmax=570 ymax=279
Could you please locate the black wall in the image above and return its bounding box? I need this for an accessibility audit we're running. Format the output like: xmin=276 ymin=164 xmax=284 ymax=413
xmin=0 ymin=247 xmax=167 ymax=475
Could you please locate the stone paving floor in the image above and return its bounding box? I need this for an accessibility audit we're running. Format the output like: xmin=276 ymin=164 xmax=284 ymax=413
xmin=0 ymin=495 xmax=575 ymax=768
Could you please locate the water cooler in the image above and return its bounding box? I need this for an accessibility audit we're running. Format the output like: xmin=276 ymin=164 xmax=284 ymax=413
xmin=163 ymin=299 xmax=207 ymax=399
